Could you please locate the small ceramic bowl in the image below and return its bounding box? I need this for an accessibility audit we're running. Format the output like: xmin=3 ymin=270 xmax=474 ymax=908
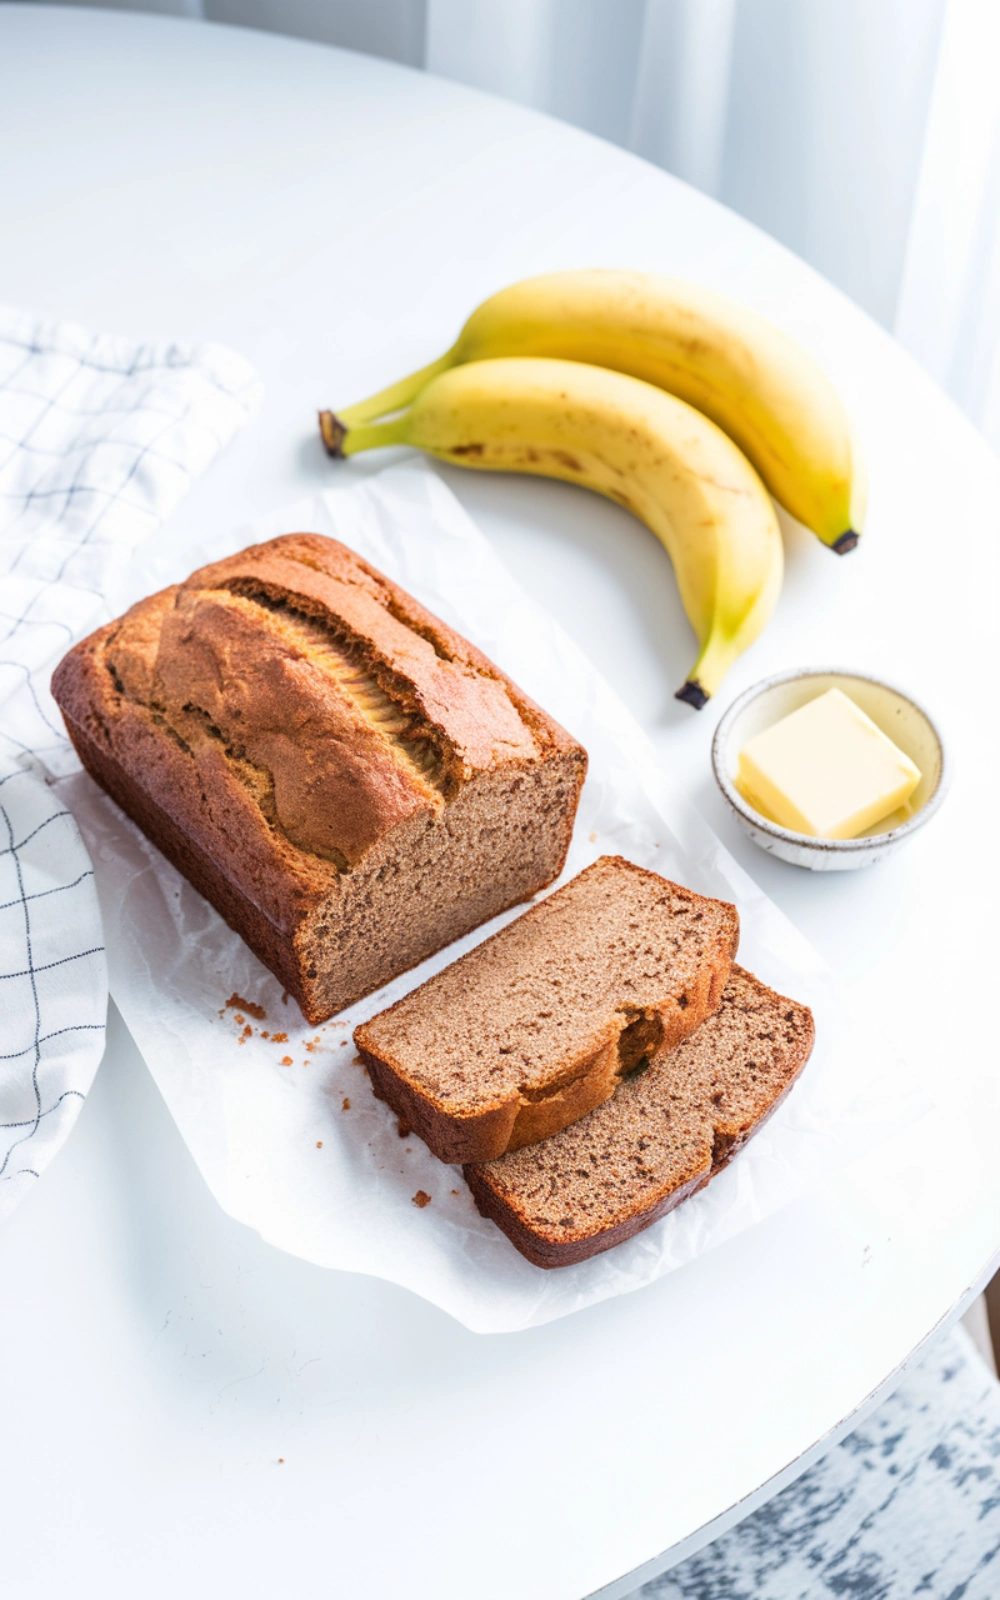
xmin=711 ymin=668 xmax=950 ymax=871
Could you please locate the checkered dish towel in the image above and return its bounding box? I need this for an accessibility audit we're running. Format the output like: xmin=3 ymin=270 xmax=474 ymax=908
xmin=0 ymin=307 xmax=261 ymax=1221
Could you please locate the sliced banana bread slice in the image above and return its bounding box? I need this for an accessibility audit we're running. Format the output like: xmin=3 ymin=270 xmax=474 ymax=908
xmin=354 ymin=856 xmax=739 ymax=1163
xmin=464 ymin=966 xmax=813 ymax=1267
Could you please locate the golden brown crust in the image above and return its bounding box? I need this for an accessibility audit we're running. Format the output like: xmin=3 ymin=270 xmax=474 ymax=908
xmin=360 ymin=1045 xmax=523 ymax=1165
xmin=181 ymin=534 xmax=576 ymax=780
xmin=464 ymin=1161 xmax=712 ymax=1269
xmin=62 ymin=707 xmax=315 ymax=1011
xmin=53 ymin=614 xmax=335 ymax=939
xmin=51 ymin=533 xmax=587 ymax=1022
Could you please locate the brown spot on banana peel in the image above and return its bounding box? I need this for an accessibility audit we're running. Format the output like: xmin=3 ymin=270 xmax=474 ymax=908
xmin=505 ymin=446 xmax=583 ymax=471
xmin=456 ymin=443 xmax=584 ymax=472
xmin=606 ymin=487 xmax=639 ymax=514
xmin=318 ymin=410 xmax=347 ymax=457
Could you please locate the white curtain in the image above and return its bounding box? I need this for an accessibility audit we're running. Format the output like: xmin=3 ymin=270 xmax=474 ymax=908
xmin=426 ymin=0 xmax=947 ymax=331
xmin=428 ymin=0 xmax=1000 ymax=450
xmin=893 ymin=0 xmax=1000 ymax=448
xmin=27 ymin=0 xmax=1000 ymax=451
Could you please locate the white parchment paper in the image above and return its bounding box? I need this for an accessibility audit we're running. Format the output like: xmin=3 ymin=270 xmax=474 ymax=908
xmin=63 ymin=464 xmax=925 ymax=1332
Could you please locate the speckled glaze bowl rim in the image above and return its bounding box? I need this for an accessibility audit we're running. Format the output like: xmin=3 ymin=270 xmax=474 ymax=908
xmin=711 ymin=667 xmax=951 ymax=856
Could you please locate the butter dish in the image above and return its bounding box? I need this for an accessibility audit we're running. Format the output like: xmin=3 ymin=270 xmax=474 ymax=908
xmin=712 ymin=668 xmax=949 ymax=871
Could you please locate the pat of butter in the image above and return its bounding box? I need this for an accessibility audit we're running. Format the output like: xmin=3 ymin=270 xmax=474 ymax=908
xmin=736 ymin=688 xmax=921 ymax=840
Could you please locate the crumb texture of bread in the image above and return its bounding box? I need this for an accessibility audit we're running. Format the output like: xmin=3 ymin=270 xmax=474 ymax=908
xmin=51 ymin=533 xmax=587 ymax=1022
xmin=464 ymin=966 xmax=814 ymax=1267
xmin=354 ymin=856 xmax=739 ymax=1163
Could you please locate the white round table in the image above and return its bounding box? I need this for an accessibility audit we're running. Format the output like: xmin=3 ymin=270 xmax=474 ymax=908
xmin=2 ymin=9 xmax=998 ymax=1599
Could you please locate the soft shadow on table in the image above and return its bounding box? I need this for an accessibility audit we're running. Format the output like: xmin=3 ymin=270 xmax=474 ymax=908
xmin=294 ymin=431 xmax=413 ymax=490
xmin=89 ymin=1003 xmax=479 ymax=1418
xmin=689 ymin=769 xmax=927 ymax=982
xmin=87 ymin=1002 xmax=719 ymax=1408
xmin=433 ymin=464 xmax=697 ymax=717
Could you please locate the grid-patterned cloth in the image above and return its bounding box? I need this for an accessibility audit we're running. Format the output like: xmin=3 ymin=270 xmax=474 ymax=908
xmin=0 ymin=306 xmax=261 ymax=1221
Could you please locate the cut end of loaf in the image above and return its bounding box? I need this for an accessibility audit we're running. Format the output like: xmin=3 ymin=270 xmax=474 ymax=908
xmin=297 ymin=753 xmax=586 ymax=1020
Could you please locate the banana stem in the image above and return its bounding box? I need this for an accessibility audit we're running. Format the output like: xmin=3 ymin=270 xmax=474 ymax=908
xmin=318 ymin=410 xmax=411 ymax=459
xmin=678 ymin=631 xmax=742 ymax=709
xmin=333 ymin=349 xmax=457 ymax=426
xmin=675 ymin=680 xmax=709 ymax=710
xmin=831 ymin=530 xmax=859 ymax=554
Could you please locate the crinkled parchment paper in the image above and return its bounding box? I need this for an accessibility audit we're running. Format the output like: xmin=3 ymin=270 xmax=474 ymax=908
xmin=63 ymin=464 xmax=925 ymax=1332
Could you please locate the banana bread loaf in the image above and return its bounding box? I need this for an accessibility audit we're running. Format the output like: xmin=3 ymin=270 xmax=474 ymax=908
xmin=465 ymin=965 xmax=813 ymax=1266
xmin=354 ymin=856 xmax=739 ymax=1163
xmin=51 ymin=532 xmax=587 ymax=1023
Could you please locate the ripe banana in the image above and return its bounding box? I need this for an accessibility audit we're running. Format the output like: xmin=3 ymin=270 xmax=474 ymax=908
xmin=320 ymin=357 xmax=783 ymax=706
xmin=331 ymin=270 xmax=865 ymax=552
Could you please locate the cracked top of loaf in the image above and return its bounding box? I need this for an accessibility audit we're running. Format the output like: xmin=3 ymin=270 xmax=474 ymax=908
xmin=52 ymin=532 xmax=584 ymax=913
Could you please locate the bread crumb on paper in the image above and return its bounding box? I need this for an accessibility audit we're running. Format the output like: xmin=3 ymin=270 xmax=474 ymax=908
xmin=281 ymin=1056 xmax=293 ymax=1067
xmin=316 ymin=1141 xmax=323 ymax=1148
xmin=342 ymin=1097 xmax=351 ymax=1111
xmin=397 ymin=1120 xmax=411 ymax=1139
xmin=226 ymin=993 xmax=266 ymax=1021
xmin=272 ymin=1032 xmax=288 ymax=1044
xmin=412 ymin=1190 xmax=431 ymax=1209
